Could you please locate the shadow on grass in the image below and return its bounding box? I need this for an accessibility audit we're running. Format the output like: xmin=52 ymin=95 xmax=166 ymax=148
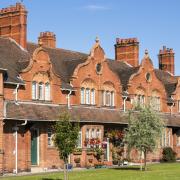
xmin=111 ymin=166 xmax=144 ymax=171
xmin=42 ymin=178 xmax=62 ymax=180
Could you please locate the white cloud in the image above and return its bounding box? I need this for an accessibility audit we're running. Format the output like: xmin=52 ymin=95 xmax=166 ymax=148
xmin=84 ymin=5 xmax=109 ymax=11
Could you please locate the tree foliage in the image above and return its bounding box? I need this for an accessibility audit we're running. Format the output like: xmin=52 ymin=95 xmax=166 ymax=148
xmin=53 ymin=112 xmax=79 ymax=163
xmin=124 ymin=105 xmax=164 ymax=170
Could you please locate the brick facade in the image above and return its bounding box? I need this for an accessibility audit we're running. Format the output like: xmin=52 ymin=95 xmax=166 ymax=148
xmin=0 ymin=3 xmax=180 ymax=173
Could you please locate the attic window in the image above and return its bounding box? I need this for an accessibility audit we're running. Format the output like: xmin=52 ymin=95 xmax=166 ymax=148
xmin=145 ymin=72 xmax=151 ymax=82
xmin=96 ymin=63 xmax=102 ymax=74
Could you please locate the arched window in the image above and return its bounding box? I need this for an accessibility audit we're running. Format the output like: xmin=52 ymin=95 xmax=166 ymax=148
xmin=150 ymin=90 xmax=161 ymax=111
xmin=32 ymin=81 xmax=37 ymax=100
xmin=38 ymin=82 xmax=44 ymax=100
xmin=45 ymin=82 xmax=50 ymax=101
xmin=102 ymin=90 xmax=115 ymax=107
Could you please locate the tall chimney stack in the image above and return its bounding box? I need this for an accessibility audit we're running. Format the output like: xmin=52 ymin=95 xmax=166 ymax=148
xmin=38 ymin=31 xmax=56 ymax=48
xmin=115 ymin=38 xmax=139 ymax=67
xmin=0 ymin=3 xmax=27 ymax=49
xmin=158 ymin=46 xmax=175 ymax=75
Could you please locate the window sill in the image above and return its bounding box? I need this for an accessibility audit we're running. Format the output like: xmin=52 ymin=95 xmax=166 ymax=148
xmin=101 ymin=105 xmax=116 ymax=109
xmin=32 ymin=99 xmax=52 ymax=103
xmin=80 ymin=104 xmax=97 ymax=107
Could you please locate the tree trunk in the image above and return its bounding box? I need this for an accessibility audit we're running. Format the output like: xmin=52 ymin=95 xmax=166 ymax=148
xmin=140 ymin=151 xmax=142 ymax=171
xmin=144 ymin=150 xmax=147 ymax=171
xmin=64 ymin=159 xmax=68 ymax=180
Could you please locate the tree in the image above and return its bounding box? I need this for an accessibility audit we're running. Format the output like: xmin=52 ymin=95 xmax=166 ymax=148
xmin=53 ymin=112 xmax=79 ymax=180
xmin=124 ymin=105 xmax=164 ymax=170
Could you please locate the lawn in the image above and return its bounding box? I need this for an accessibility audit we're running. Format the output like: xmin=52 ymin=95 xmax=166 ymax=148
xmin=1 ymin=163 xmax=180 ymax=180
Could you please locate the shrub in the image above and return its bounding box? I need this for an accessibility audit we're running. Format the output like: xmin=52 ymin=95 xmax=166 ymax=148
xmin=162 ymin=147 xmax=176 ymax=162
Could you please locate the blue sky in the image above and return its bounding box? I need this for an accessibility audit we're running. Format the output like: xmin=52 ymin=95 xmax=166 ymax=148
xmin=1 ymin=0 xmax=180 ymax=75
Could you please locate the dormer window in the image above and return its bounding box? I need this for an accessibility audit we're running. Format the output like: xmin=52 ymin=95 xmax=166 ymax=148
xmin=80 ymin=87 xmax=96 ymax=105
xmin=32 ymin=81 xmax=51 ymax=101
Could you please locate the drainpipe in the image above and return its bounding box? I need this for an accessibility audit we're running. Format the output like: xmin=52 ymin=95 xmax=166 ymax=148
xmin=13 ymin=120 xmax=27 ymax=174
xmin=13 ymin=84 xmax=20 ymax=105
xmin=122 ymin=91 xmax=128 ymax=112
xmin=67 ymin=90 xmax=72 ymax=109
xmin=107 ymin=138 xmax=110 ymax=162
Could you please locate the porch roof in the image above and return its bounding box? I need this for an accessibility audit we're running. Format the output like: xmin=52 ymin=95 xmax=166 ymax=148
xmin=4 ymin=101 xmax=180 ymax=127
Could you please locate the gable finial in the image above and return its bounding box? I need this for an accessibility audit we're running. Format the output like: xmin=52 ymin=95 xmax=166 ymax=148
xmin=144 ymin=49 xmax=149 ymax=58
xmin=95 ymin=36 xmax=100 ymax=44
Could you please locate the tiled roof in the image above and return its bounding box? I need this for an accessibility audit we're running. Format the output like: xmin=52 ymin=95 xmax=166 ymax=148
xmin=0 ymin=37 xmax=30 ymax=84
xmin=5 ymin=101 xmax=180 ymax=127
xmin=5 ymin=101 xmax=128 ymax=124
xmin=0 ymin=37 xmax=178 ymax=95
xmin=107 ymin=60 xmax=140 ymax=90
xmin=154 ymin=69 xmax=178 ymax=96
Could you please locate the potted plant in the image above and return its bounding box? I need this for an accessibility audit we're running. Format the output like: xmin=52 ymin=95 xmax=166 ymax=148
xmin=94 ymin=147 xmax=104 ymax=161
xmin=86 ymin=148 xmax=94 ymax=155
xmin=73 ymin=148 xmax=82 ymax=155
xmin=88 ymin=158 xmax=93 ymax=163
xmin=74 ymin=157 xmax=81 ymax=163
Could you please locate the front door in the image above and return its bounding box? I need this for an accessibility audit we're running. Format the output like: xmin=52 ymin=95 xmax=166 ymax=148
xmin=31 ymin=129 xmax=38 ymax=165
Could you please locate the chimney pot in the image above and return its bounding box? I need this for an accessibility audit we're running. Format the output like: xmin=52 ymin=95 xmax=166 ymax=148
xmin=115 ymin=37 xmax=139 ymax=67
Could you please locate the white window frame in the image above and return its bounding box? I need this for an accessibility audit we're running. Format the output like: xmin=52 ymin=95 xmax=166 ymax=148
xmin=38 ymin=82 xmax=44 ymax=100
xmin=32 ymin=81 xmax=37 ymax=100
xmin=80 ymin=87 xmax=85 ymax=104
xmin=96 ymin=129 xmax=101 ymax=139
xmin=85 ymin=88 xmax=90 ymax=104
xmin=77 ymin=131 xmax=82 ymax=148
xmin=91 ymin=89 xmax=95 ymax=105
xmin=47 ymin=129 xmax=54 ymax=147
xmin=45 ymin=82 xmax=50 ymax=101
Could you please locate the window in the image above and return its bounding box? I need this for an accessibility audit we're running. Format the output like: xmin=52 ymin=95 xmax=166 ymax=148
xmin=47 ymin=129 xmax=54 ymax=147
xmin=32 ymin=81 xmax=51 ymax=101
xmin=96 ymin=129 xmax=101 ymax=139
xmin=45 ymin=83 xmax=50 ymax=101
xmin=81 ymin=87 xmax=96 ymax=105
xmin=91 ymin=129 xmax=95 ymax=138
xmin=177 ymin=134 xmax=180 ymax=146
xmin=77 ymin=131 xmax=82 ymax=148
xmin=80 ymin=88 xmax=85 ymax=104
xmin=38 ymin=82 xmax=44 ymax=100
xmin=86 ymin=128 xmax=90 ymax=139
xmin=161 ymin=129 xmax=171 ymax=147
xmin=91 ymin=89 xmax=95 ymax=105
xmin=32 ymin=81 xmax=37 ymax=100
xmin=102 ymin=90 xmax=115 ymax=107
xmin=85 ymin=88 xmax=90 ymax=104
xmin=134 ymin=94 xmax=145 ymax=107
xmin=150 ymin=96 xmax=161 ymax=111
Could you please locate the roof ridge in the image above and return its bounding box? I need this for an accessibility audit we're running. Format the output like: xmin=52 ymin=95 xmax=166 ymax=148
xmin=27 ymin=41 xmax=89 ymax=56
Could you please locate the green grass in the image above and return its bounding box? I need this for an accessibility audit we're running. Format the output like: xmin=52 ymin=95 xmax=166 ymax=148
xmin=2 ymin=163 xmax=180 ymax=180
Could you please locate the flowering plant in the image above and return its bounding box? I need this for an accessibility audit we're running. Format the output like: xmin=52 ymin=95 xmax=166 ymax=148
xmin=84 ymin=138 xmax=101 ymax=148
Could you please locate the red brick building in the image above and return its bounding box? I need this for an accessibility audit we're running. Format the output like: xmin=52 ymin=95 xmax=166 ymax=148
xmin=0 ymin=3 xmax=180 ymax=173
